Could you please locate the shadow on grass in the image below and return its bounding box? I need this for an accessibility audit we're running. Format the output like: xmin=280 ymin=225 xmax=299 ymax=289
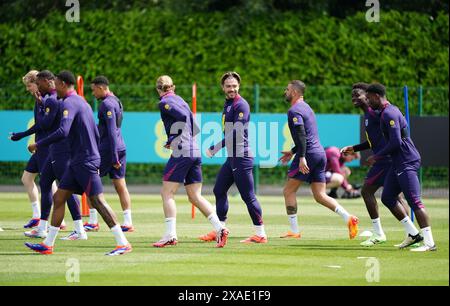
xmin=287 ymin=244 xmax=397 ymax=252
xmin=0 ymin=252 xmax=39 ymax=256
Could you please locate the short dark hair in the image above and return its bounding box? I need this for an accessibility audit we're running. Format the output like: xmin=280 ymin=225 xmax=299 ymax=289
xmin=56 ymin=70 xmax=76 ymax=86
xmin=37 ymin=70 xmax=55 ymax=80
xmin=367 ymin=83 xmax=386 ymax=97
xmin=221 ymin=71 xmax=241 ymax=85
xmin=352 ymin=82 xmax=369 ymax=91
xmin=91 ymin=75 xmax=109 ymax=86
xmin=290 ymin=80 xmax=306 ymax=95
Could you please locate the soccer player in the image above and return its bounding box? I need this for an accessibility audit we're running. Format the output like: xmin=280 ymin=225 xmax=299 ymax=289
xmin=341 ymin=83 xmax=419 ymax=247
xmin=24 ymin=70 xmax=131 ymax=256
xmin=365 ymin=83 xmax=436 ymax=252
xmin=200 ymin=71 xmax=267 ymax=244
xmin=9 ymin=70 xmax=52 ymax=228
xmin=325 ymin=146 xmax=361 ymax=199
xmin=279 ymin=80 xmax=359 ymax=240
xmin=23 ymin=70 xmax=86 ymax=240
xmin=84 ymin=76 xmax=133 ymax=233
xmin=153 ymin=75 xmax=228 ymax=248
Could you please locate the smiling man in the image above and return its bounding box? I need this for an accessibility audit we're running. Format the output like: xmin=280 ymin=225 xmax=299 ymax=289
xmin=200 ymin=71 xmax=267 ymax=244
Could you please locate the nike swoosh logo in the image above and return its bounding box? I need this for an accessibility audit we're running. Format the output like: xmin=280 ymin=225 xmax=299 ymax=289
xmin=51 ymin=161 xmax=56 ymax=164
xmin=397 ymin=172 xmax=404 ymax=176
xmin=232 ymin=168 xmax=237 ymax=172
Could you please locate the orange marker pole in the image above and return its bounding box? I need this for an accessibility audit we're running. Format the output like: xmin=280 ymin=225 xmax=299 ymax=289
xmin=77 ymin=75 xmax=90 ymax=217
xmin=191 ymin=83 xmax=197 ymax=219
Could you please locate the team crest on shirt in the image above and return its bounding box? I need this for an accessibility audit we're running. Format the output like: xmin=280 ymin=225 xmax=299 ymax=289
xmin=293 ymin=117 xmax=298 ymax=123
xmin=365 ymin=119 xmax=368 ymax=126
xmin=45 ymin=107 xmax=50 ymax=115
xmin=164 ymin=104 xmax=170 ymax=110
xmin=63 ymin=110 xmax=69 ymax=117
xmin=389 ymin=120 xmax=395 ymax=127
xmin=107 ymin=111 xmax=113 ymax=118
xmin=238 ymin=112 xmax=244 ymax=119
xmin=227 ymin=106 xmax=232 ymax=113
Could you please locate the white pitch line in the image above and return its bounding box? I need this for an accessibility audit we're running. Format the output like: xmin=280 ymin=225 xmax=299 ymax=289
xmin=324 ymin=265 xmax=341 ymax=269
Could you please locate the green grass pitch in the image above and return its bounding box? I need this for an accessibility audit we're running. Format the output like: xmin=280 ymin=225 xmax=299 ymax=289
xmin=0 ymin=192 xmax=448 ymax=286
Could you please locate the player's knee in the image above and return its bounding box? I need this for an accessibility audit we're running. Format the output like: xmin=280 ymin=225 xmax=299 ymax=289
xmin=88 ymin=196 xmax=101 ymax=210
xmin=361 ymin=185 xmax=373 ymax=200
xmin=381 ymin=193 xmax=396 ymax=208
xmin=213 ymin=185 xmax=224 ymax=197
xmin=52 ymin=193 xmax=64 ymax=207
xmin=313 ymin=191 xmax=327 ymax=204
xmin=21 ymin=173 xmax=32 ymax=186
xmin=283 ymin=186 xmax=294 ymax=198
xmin=241 ymin=192 xmax=256 ymax=205
xmin=187 ymin=192 xmax=200 ymax=205
xmin=160 ymin=188 xmax=174 ymax=201
xmin=113 ymin=179 xmax=126 ymax=192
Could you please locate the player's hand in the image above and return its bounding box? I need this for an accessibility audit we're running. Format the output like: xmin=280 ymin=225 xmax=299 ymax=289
xmin=113 ymin=161 xmax=121 ymax=169
xmin=8 ymin=132 xmax=19 ymax=141
xmin=279 ymin=151 xmax=294 ymax=165
xmin=340 ymin=146 xmax=354 ymax=155
xmin=27 ymin=143 xmax=37 ymax=153
xmin=299 ymin=157 xmax=310 ymax=174
xmin=366 ymin=155 xmax=376 ymax=166
xmin=33 ymin=91 xmax=42 ymax=104
xmin=164 ymin=143 xmax=171 ymax=150
xmin=206 ymin=148 xmax=214 ymax=158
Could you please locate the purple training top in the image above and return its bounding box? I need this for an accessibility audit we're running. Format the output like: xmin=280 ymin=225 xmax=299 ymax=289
xmin=363 ymin=107 xmax=390 ymax=162
xmin=158 ymin=92 xmax=199 ymax=157
xmin=97 ymin=93 xmax=126 ymax=164
xmin=36 ymin=90 xmax=101 ymax=166
xmin=287 ymin=100 xmax=324 ymax=155
xmin=39 ymin=89 xmax=71 ymax=155
xmin=375 ymin=102 xmax=421 ymax=168
xmin=210 ymin=94 xmax=252 ymax=158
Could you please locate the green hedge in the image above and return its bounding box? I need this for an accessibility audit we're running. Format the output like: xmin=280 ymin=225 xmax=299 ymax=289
xmin=0 ymin=9 xmax=448 ymax=114
xmin=0 ymin=10 xmax=448 ymax=112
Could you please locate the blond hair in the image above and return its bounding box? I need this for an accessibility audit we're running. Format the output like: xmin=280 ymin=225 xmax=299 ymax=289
xmin=156 ymin=75 xmax=175 ymax=93
xmin=22 ymin=70 xmax=39 ymax=85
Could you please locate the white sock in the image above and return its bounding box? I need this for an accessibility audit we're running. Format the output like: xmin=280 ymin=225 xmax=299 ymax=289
xmin=165 ymin=217 xmax=176 ymax=237
xmin=38 ymin=219 xmax=48 ymax=233
xmin=43 ymin=226 xmax=59 ymax=247
xmin=220 ymin=221 xmax=226 ymax=227
xmin=288 ymin=214 xmax=300 ymax=234
xmin=74 ymin=220 xmax=85 ymax=234
xmin=400 ymin=216 xmax=420 ymax=236
xmin=371 ymin=218 xmax=385 ymax=237
xmin=89 ymin=209 xmax=98 ymax=224
xmin=421 ymin=227 xmax=435 ymax=247
xmin=123 ymin=209 xmax=132 ymax=226
xmin=31 ymin=201 xmax=40 ymax=219
xmin=334 ymin=205 xmax=350 ymax=222
xmin=111 ymin=225 xmax=129 ymax=246
xmin=255 ymin=225 xmax=266 ymax=237
xmin=207 ymin=213 xmax=224 ymax=232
